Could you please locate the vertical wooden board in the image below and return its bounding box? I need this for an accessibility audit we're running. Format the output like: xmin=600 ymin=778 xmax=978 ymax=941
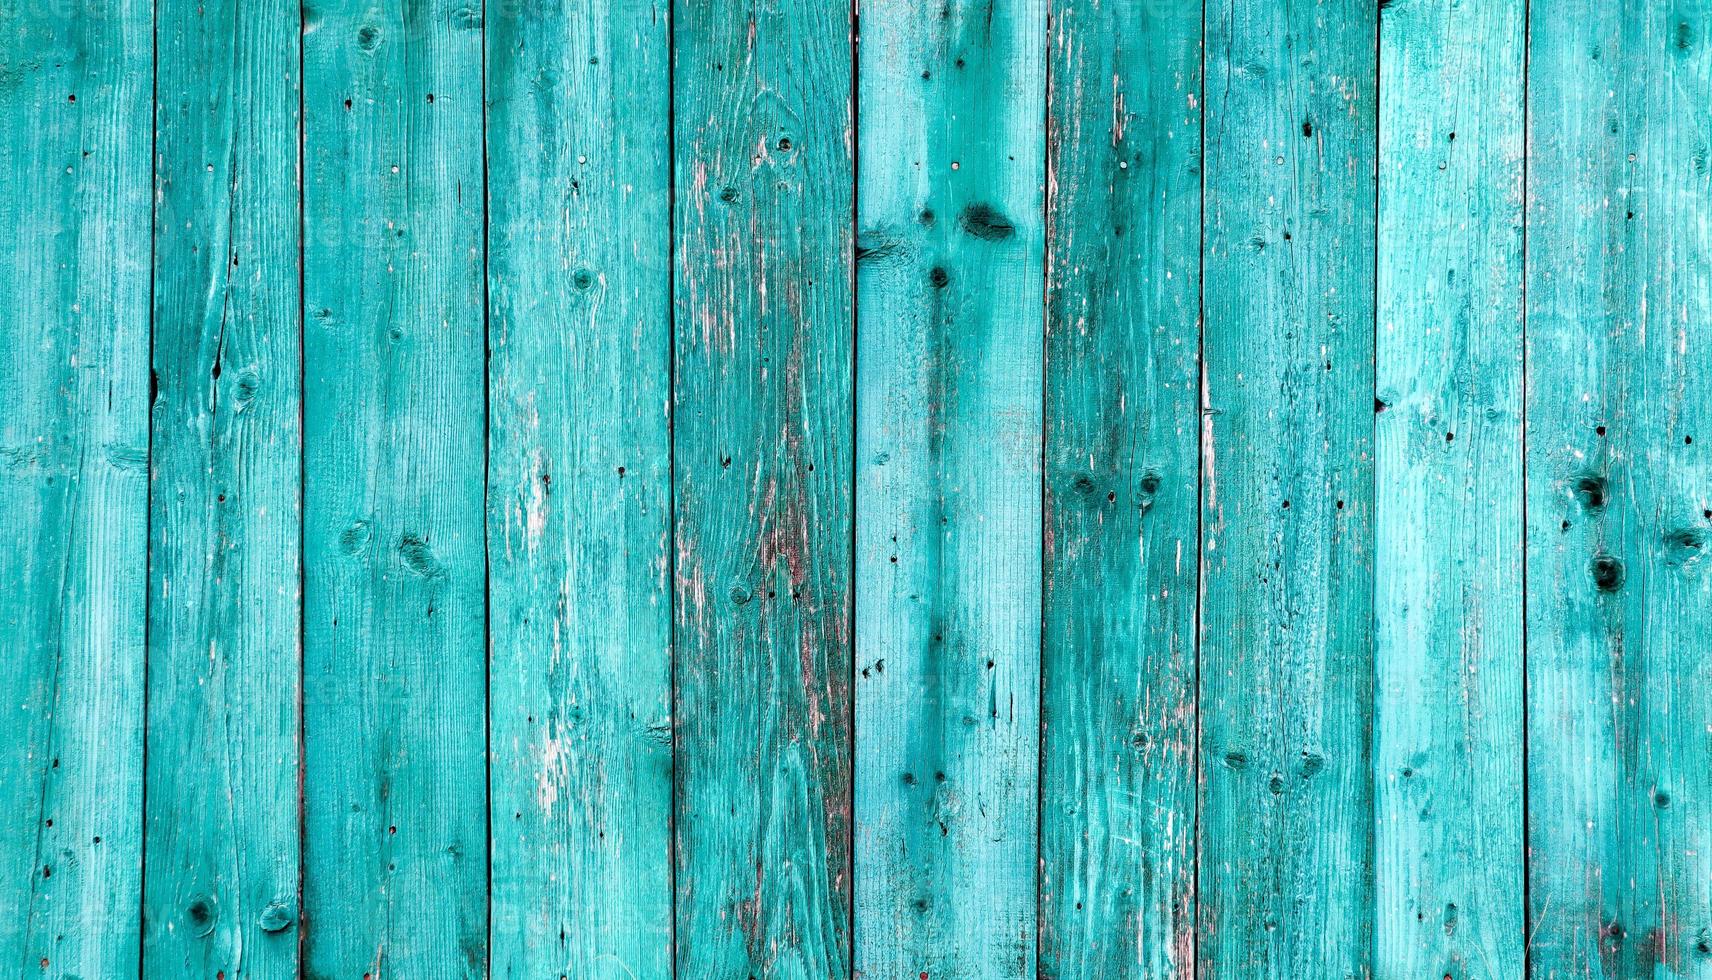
xmin=1373 ymin=1 xmax=1526 ymax=977
xmin=0 ymin=3 xmax=151 ymax=976
xmin=1199 ymin=0 xmax=1376 ymax=975
xmin=1039 ymin=0 xmax=1201 ymax=976
xmin=143 ymin=0 xmax=304 ymax=975
xmin=485 ymin=1 xmax=673 ymax=976
xmin=1526 ymin=4 xmax=1712 ymax=976
xmin=852 ymin=1 xmax=1043 ymax=976
xmin=300 ymin=1 xmax=487 ymax=975
xmin=672 ymin=0 xmax=855 ymax=974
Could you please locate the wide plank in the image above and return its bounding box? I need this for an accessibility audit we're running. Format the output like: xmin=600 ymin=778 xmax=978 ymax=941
xmin=1373 ymin=0 xmax=1527 ymax=976
xmin=1039 ymin=0 xmax=1202 ymax=976
xmin=485 ymin=0 xmax=674 ymax=975
xmin=853 ymin=1 xmax=1045 ymax=975
xmin=1200 ymin=0 xmax=1378 ymax=974
xmin=142 ymin=0 xmax=304 ymax=975
xmin=672 ymin=0 xmax=856 ymax=973
xmin=300 ymin=2 xmax=488 ymax=975
xmin=0 ymin=5 xmax=151 ymax=976
xmin=1526 ymin=4 xmax=1712 ymax=975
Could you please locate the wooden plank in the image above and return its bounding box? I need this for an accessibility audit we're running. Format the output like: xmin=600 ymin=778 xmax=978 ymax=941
xmin=300 ymin=3 xmax=488 ymax=975
xmin=485 ymin=1 xmax=673 ymax=976
xmin=1038 ymin=0 xmax=1201 ymax=976
xmin=1525 ymin=4 xmax=1712 ymax=975
xmin=1199 ymin=0 xmax=1377 ymax=975
xmin=141 ymin=0 xmax=304 ymax=975
xmin=1373 ymin=1 xmax=1526 ymax=976
xmin=852 ymin=1 xmax=1044 ymax=976
xmin=0 ymin=4 xmax=151 ymax=976
xmin=672 ymin=0 xmax=855 ymax=973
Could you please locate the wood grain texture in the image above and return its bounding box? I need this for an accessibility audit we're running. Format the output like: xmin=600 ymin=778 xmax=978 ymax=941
xmin=672 ymin=0 xmax=855 ymax=974
xmin=1039 ymin=0 xmax=1202 ymax=976
xmin=1374 ymin=1 xmax=1526 ymax=977
xmin=0 ymin=3 xmax=151 ymax=976
xmin=852 ymin=1 xmax=1044 ymax=976
xmin=1199 ymin=0 xmax=1377 ymax=975
xmin=300 ymin=1 xmax=488 ymax=975
xmin=485 ymin=1 xmax=673 ymax=976
xmin=143 ymin=0 xmax=304 ymax=975
xmin=1526 ymin=3 xmax=1712 ymax=976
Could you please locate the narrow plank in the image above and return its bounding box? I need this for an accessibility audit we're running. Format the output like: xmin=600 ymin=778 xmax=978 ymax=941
xmin=1373 ymin=1 xmax=1526 ymax=976
xmin=1526 ymin=4 xmax=1712 ymax=975
xmin=300 ymin=2 xmax=488 ymax=975
xmin=852 ymin=1 xmax=1044 ymax=975
xmin=485 ymin=1 xmax=673 ymax=976
xmin=672 ymin=0 xmax=855 ymax=973
xmin=1039 ymin=0 xmax=1201 ymax=976
xmin=1199 ymin=0 xmax=1377 ymax=975
xmin=0 ymin=5 xmax=151 ymax=976
xmin=142 ymin=0 xmax=304 ymax=974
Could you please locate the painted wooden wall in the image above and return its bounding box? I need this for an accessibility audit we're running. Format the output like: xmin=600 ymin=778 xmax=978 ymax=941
xmin=4 ymin=1 xmax=1711 ymax=978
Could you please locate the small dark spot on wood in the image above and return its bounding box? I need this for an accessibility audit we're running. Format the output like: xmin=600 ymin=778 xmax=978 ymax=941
xmin=356 ymin=24 xmax=381 ymax=50
xmin=398 ymin=533 xmax=447 ymax=579
xmin=1375 ymin=397 xmax=1389 ymax=413
xmin=1574 ymin=474 xmax=1608 ymax=511
xmin=902 ymin=772 xmax=917 ymax=785
xmin=1655 ymin=790 xmax=1672 ymax=808
xmin=1268 ymin=773 xmax=1284 ymax=794
xmin=957 ymin=203 xmax=1016 ymax=241
xmin=258 ymin=901 xmax=295 ymax=933
xmin=1223 ymin=751 xmax=1248 ymax=771
xmin=928 ymin=266 xmax=949 ymax=288
xmin=1301 ymin=119 xmax=1313 ymax=138
xmin=776 ymin=136 xmax=791 ymax=151
xmin=717 ymin=186 xmax=739 ymax=204
xmin=572 ymin=268 xmax=595 ymax=290
xmin=1591 ymin=554 xmax=1625 ymax=592
xmin=1664 ymin=527 xmax=1707 ymax=567
xmin=919 ymin=208 xmax=935 ymax=225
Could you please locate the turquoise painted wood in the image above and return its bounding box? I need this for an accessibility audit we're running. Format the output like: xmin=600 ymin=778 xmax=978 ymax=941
xmin=1527 ymin=3 xmax=1712 ymax=976
xmin=852 ymin=1 xmax=1044 ymax=976
xmin=672 ymin=0 xmax=855 ymax=974
xmin=1375 ymin=2 xmax=1526 ymax=977
xmin=1039 ymin=0 xmax=1202 ymax=976
xmin=0 ymin=2 xmax=152 ymax=977
xmin=1200 ymin=0 xmax=1377 ymax=976
xmin=18 ymin=4 xmax=1712 ymax=977
xmin=300 ymin=1 xmax=489 ymax=975
xmin=143 ymin=0 xmax=304 ymax=976
xmin=485 ymin=0 xmax=674 ymax=976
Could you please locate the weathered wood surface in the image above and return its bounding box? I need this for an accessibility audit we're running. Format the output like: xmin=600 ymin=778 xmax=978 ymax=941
xmin=853 ymin=1 xmax=1044 ymax=977
xmin=1200 ymin=0 xmax=1378 ymax=975
xmin=14 ymin=4 xmax=1712 ymax=977
xmin=485 ymin=0 xmax=674 ymax=976
xmin=1040 ymin=0 xmax=1202 ymax=977
xmin=1375 ymin=1 xmax=1527 ymax=977
xmin=0 ymin=3 xmax=152 ymax=976
xmin=1527 ymin=3 xmax=1712 ymax=976
xmin=672 ymin=0 xmax=856 ymax=975
xmin=143 ymin=0 xmax=304 ymax=976
xmin=300 ymin=1 xmax=489 ymax=975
